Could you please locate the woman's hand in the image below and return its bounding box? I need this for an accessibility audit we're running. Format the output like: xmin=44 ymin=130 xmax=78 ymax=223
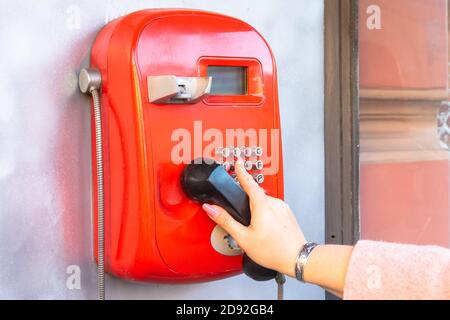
xmin=202 ymin=158 xmax=306 ymax=277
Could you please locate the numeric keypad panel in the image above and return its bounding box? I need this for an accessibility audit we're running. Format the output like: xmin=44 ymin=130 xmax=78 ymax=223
xmin=215 ymin=146 xmax=265 ymax=184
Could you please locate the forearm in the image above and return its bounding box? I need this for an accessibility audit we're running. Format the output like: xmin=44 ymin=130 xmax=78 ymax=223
xmin=302 ymin=245 xmax=354 ymax=295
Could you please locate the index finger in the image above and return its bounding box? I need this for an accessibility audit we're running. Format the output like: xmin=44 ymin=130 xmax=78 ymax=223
xmin=234 ymin=158 xmax=266 ymax=202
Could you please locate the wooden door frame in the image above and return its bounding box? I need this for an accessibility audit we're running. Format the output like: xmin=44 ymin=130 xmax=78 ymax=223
xmin=324 ymin=0 xmax=360 ymax=246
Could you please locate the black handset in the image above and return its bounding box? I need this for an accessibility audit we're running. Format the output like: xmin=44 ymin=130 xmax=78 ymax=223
xmin=181 ymin=158 xmax=278 ymax=281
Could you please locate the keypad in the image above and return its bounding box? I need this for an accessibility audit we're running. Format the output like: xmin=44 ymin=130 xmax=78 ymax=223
xmin=214 ymin=146 xmax=265 ymax=184
xmin=254 ymin=160 xmax=263 ymax=170
xmin=254 ymin=147 xmax=263 ymax=157
xmin=253 ymin=173 xmax=264 ymax=184
xmin=246 ymin=161 xmax=254 ymax=171
xmin=221 ymin=161 xmax=231 ymax=171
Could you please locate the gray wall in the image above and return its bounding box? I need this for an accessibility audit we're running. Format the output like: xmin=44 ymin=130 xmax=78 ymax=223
xmin=0 ymin=0 xmax=324 ymax=299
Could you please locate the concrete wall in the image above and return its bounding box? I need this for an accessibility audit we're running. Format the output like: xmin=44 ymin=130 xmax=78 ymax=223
xmin=0 ymin=0 xmax=324 ymax=299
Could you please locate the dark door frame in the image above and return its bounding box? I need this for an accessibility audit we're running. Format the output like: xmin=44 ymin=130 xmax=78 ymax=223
xmin=324 ymin=0 xmax=360 ymax=246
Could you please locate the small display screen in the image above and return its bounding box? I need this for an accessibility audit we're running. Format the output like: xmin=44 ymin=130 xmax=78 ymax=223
xmin=207 ymin=66 xmax=248 ymax=95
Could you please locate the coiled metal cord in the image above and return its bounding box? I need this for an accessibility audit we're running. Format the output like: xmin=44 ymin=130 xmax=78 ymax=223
xmin=79 ymin=68 xmax=105 ymax=301
xmin=276 ymin=273 xmax=286 ymax=300
xmin=91 ymin=88 xmax=105 ymax=300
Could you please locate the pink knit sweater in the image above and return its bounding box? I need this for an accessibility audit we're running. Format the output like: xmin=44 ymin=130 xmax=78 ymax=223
xmin=343 ymin=240 xmax=450 ymax=300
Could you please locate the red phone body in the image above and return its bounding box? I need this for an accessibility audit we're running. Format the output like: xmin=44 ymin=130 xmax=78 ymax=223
xmin=89 ymin=9 xmax=283 ymax=282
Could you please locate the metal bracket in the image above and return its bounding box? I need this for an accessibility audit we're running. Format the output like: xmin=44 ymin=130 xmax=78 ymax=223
xmin=147 ymin=75 xmax=212 ymax=104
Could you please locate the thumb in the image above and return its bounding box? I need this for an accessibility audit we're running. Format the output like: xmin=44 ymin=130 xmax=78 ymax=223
xmin=202 ymin=203 xmax=248 ymax=243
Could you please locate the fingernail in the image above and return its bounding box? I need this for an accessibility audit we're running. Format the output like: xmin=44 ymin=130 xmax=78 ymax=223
xmin=235 ymin=157 xmax=244 ymax=165
xmin=202 ymin=203 xmax=220 ymax=218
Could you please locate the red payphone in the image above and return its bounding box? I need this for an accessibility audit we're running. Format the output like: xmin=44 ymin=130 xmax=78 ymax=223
xmin=79 ymin=9 xmax=283 ymax=288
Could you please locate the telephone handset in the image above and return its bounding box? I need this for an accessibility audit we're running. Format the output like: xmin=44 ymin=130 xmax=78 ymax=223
xmin=181 ymin=159 xmax=278 ymax=281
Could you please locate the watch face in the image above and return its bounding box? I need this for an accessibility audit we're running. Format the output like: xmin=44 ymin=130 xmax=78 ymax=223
xmin=437 ymin=103 xmax=450 ymax=150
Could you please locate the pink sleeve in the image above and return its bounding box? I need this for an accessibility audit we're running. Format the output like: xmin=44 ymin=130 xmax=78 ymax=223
xmin=343 ymin=240 xmax=450 ymax=300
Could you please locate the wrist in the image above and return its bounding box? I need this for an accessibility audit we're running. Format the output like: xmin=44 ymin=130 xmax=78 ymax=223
xmin=301 ymin=244 xmax=353 ymax=293
xmin=294 ymin=242 xmax=319 ymax=282
xmin=281 ymin=239 xmax=307 ymax=278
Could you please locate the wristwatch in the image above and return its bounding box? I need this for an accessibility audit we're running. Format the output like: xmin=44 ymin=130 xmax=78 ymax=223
xmin=295 ymin=242 xmax=318 ymax=282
